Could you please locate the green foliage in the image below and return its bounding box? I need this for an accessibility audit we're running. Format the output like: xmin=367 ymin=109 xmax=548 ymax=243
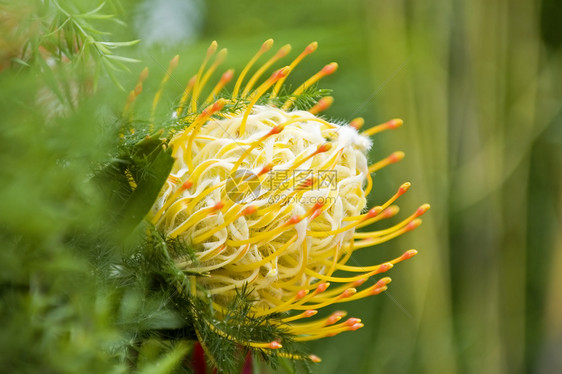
xmin=1 ymin=0 xmax=138 ymax=92
xmin=96 ymin=131 xmax=174 ymax=237
xmin=0 ymin=71 xmax=125 ymax=374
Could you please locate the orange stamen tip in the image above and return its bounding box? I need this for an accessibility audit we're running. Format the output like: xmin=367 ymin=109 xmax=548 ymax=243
xmin=416 ymin=203 xmax=431 ymax=216
xmin=316 ymin=143 xmax=332 ymax=153
xmin=212 ymin=98 xmax=227 ymax=111
xmin=350 ymin=117 xmax=365 ymax=130
xmin=344 ymin=318 xmax=362 ymax=326
xmin=372 ymin=286 xmax=388 ymax=295
xmin=182 ymin=180 xmax=193 ymax=189
xmin=140 ymin=67 xmax=149 ymax=81
xmin=376 ymin=277 xmax=392 ymax=288
xmin=312 ymin=201 xmax=325 ymax=211
xmin=201 ymin=100 xmax=225 ymax=117
xmin=402 ymin=249 xmax=418 ymax=259
xmin=296 ymin=289 xmax=309 ymax=300
xmin=309 ymin=354 xmax=322 ymax=363
xmin=274 ymin=66 xmax=291 ymax=79
xmin=277 ymin=44 xmax=292 ymax=57
xmin=340 ymin=288 xmax=357 ymax=299
xmin=388 ymin=118 xmax=403 ymax=129
xmin=259 ymin=163 xmax=274 ymax=175
xmin=316 ymin=282 xmax=329 ymax=293
xmin=326 ymin=314 xmax=343 ymax=325
xmin=268 ymin=341 xmax=282 ymax=349
xmin=352 ymin=278 xmax=368 ymax=287
xmin=188 ymin=75 xmax=197 ymax=85
xmin=213 ymin=201 xmax=225 ymax=210
xmin=242 ymin=206 xmax=257 ymax=216
xmin=305 ymin=42 xmax=318 ymax=54
xmin=304 ymin=310 xmax=318 ymax=317
xmin=406 ymin=219 xmax=422 ymax=231
xmin=383 ymin=206 xmax=399 ymax=218
xmin=322 ymin=62 xmax=338 ymax=75
xmin=366 ymin=206 xmax=383 ymax=219
xmin=261 ymin=39 xmax=274 ymax=52
xmin=269 ymin=124 xmax=285 ymax=135
xmin=349 ymin=323 xmax=364 ymax=331
xmin=169 ymin=55 xmax=180 ymax=68
xmin=310 ymin=97 xmax=334 ymax=114
xmin=389 ymin=151 xmax=405 ymax=163
xmin=399 ymin=182 xmax=412 ymax=194
xmin=287 ymin=215 xmax=303 ymax=225
xmin=221 ymin=69 xmax=235 ymax=82
xmin=319 ymin=96 xmax=334 ymax=107
xmin=378 ymin=262 xmax=394 ymax=272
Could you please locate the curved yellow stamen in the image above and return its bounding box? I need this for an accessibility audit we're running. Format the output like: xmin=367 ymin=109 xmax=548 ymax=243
xmin=193 ymin=48 xmax=228 ymax=106
xmin=168 ymin=201 xmax=224 ymax=238
xmin=254 ymin=282 xmax=330 ymax=317
xmin=123 ymin=67 xmax=149 ymax=116
xmin=368 ymin=151 xmax=405 ymax=174
xmin=151 ymin=179 xmax=193 ymax=224
xmin=151 ymin=55 xmax=179 ymax=123
xmin=241 ymin=44 xmax=291 ymax=98
xmin=176 ymin=75 xmax=196 ymax=117
xmin=189 ymin=41 xmax=218 ymax=113
xmin=271 ymin=41 xmax=318 ymax=98
xmin=270 ymin=239 xmax=308 ymax=288
xmin=226 ymin=235 xmax=296 ymax=272
xmin=287 ymin=310 xmax=347 ymax=331
xmin=204 ymin=319 xmax=282 ymax=349
xmin=203 ymin=69 xmax=234 ymax=105
xmin=350 ymin=219 xmax=422 ymax=250
xmin=239 ymin=66 xmax=291 ymax=135
xmin=191 ymin=204 xmax=253 ymax=244
xmin=364 ymin=171 xmax=373 ymax=195
xmin=290 ymin=287 xmax=357 ymax=310
xmin=361 ymin=118 xmax=403 ymax=137
xmin=354 ymin=204 xmax=429 ymax=239
xmin=281 ymin=62 xmax=338 ymax=111
xmin=343 ymin=182 xmax=411 ymax=222
xmin=309 ymin=96 xmax=334 ymax=115
xmin=280 ymin=309 xmax=318 ymax=323
xmin=185 ymin=99 xmax=227 ymax=170
xmin=330 ymin=250 xmax=417 ymax=273
xmin=232 ymin=39 xmax=274 ymax=100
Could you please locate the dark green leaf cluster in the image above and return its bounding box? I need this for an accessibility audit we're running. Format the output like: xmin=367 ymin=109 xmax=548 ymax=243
xmin=0 ymin=72 xmax=127 ymax=374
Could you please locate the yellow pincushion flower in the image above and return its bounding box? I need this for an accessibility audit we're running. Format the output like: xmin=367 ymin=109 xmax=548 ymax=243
xmin=124 ymin=40 xmax=428 ymax=361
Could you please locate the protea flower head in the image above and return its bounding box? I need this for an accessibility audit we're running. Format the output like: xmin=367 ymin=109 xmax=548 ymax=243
xmin=123 ymin=40 xmax=428 ymax=364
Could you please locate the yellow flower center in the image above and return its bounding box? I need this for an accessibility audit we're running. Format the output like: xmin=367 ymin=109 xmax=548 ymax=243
xmin=151 ymin=105 xmax=373 ymax=309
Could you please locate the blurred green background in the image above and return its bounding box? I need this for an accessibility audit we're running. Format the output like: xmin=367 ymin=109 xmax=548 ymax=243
xmin=2 ymin=0 xmax=561 ymax=373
